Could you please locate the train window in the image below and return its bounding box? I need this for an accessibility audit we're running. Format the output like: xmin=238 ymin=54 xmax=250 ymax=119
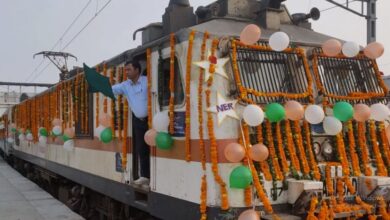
xmin=158 ymin=56 xmax=184 ymax=108
xmin=75 ymin=78 xmax=94 ymax=138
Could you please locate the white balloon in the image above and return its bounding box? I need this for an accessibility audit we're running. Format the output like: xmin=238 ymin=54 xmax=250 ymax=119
xmin=39 ymin=136 xmax=47 ymax=145
xmin=7 ymin=137 xmax=14 ymax=144
xmin=323 ymin=116 xmax=343 ymax=135
xmin=26 ymin=133 xmax=33 ymax=141
xmin=95 ymin=125 xmax=105 ymax=140
xmin=370 ymin=103 xmax=390 ymax=121
xmin=342 ymin=41 xmax=360 ymax=57
xmin=269 ymin=32 xmax=290 ymax=52
xmin=243 ymin=105 xmax=264 ymax=126
xmin=305 ymin=105 xmax=325 ymax=124
xmin=18 ymin=134 xmax=25 ymax=141
xmin=63 ymin=140 xmax=74 ymax=151
xmin=153 ymin=111 xmax=170 ymax=132
xmin=52 ymin=126 xmax=62 ymax=136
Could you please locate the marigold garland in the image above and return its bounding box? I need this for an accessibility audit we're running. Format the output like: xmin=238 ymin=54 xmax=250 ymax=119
xmin=318 ymin=201 xmax=329 ymax=220
xmin=256 ymin=124 xmax=272 ymax=181
xmin=378 ymin=197 xmax=390 ymax=220
xmin=293 ymin=120 xmax=310 ymax=176
xmin=303 ymin=121 xmax=321 ymax=180
xmin=276 ymin=123 xmax=289 ymax=175
xmin=122 ymin=69 xmax=129 ymax=170
xmin=369 ymin=121 xmax=387 ymax=176
xmin=347 ymin=121 xmax=361 ymax=176
xmin=118 ymin=67 xmax=123 ymax=141
xmin=306 ymin=196 xmax=318 ymax=220
xmin=146 ymin=48 xmax=152 ymax=128
xmin=265 ymin=121 xmax=283 ymax=180
xmin=357 ymin=122 xmax=372 ymax=176
xmin=184 ymin=30 xmax=195 ymax=162
xmin=378 ymin=122 xmax=390 ymax=168
xmin=325 ymin=165 xmax=334 ymax=196
xmin=110 ymin=67 xmax=116 ymax=138
xmin=285 ymin=120 xmax=301 ymax=173
xmin=336 ymin=133 xmax=350 ymax=176
xmin=200 ymin=174 xmax=207 ymax=220
xmin=103 ymin=63 xmax=108 ymax=113
xmin=169 ymin=33 xmax=175 ymax=134
xmin=95 ymin=65 xmax=100 ymax=127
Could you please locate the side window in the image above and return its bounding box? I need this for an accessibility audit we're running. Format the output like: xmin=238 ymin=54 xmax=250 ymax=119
xmin=75 ymin=77 xmax=94 ymax=138
xmin=158 ymin=56 xmax=184 ymax=108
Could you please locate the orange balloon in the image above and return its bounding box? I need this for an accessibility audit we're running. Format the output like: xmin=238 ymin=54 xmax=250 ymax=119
xmin=364 ymin=42 xmax=384 ymax=59
xmin=64 ymin=127 xmax=75 ymax=138
xmin=240 ymin=24 xmax=261 ymax=45
xmin=238 ymin=209 xmax=260 ymax=220
xmin=224 ymin=143 xmax=245 ymax=163
xmin=322 ymin=39 xmax=342 ymax=56
xmin=284 ymin=100 xmax=304 ymax=121
xmin=353 ymin=104 xmax=371 ymax=122
xmin=52 ymin=118 xmax=62 ymax=126
xmin=249 ymin=144 xmax=269 ymax=162
xmin=144 ymin=129 xmax=157 ymax=146
xmin=99 ymin=113 xmax=112 ymax=127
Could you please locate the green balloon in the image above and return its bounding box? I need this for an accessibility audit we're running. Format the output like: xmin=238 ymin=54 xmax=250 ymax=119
xmin=155 ymin=132 xmax=173 ymax=150
xmin=100 ymin=128 xmax=113 ymax=143
xmin=333 ymin=101 xmax=353 ymax=122
xmin=265 ymin=103 xmax=286 ymax=122
xmin=62 ymin=135 xmax=70 ymax=142
xmin=26 ymin=129 xmax=31 ymax=134
xmin=11 ymin=128 xmax=16 ymax=133
xmin=39 ymin=128 xmax=48 ymax=137
xmin=229 ymin=166 xmax=253 ymax=189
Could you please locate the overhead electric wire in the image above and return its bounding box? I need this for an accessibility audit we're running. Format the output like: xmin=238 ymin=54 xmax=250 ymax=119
xmin=26 ymin=0 xmax=93 ymax=82
xmin=320 ymin=0 xmax=358 ymax=12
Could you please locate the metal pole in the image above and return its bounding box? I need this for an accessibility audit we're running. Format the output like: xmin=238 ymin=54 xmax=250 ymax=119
xmin=366 ymin=0 xmax=376 ymax=43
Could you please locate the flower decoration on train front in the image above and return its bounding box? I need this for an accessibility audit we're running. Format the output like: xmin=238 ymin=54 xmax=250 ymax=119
xmin=193 ymin=52 xmax=229 ymax=82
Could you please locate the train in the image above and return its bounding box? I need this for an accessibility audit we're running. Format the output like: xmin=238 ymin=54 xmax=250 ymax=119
xmin=1 ymin=0 xmax=390 ymax=219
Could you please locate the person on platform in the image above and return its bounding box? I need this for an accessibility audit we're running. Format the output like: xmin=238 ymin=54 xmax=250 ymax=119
xmin=112 ymin=60 xmax=150 ymax=187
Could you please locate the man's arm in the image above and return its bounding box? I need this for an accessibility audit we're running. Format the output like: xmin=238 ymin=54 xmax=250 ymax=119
xmin=112 ymin=83 xmax=124 ymax=95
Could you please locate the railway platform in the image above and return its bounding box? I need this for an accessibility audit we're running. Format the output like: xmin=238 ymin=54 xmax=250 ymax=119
xmin=0 ymin=157 xmax=84 ymax=220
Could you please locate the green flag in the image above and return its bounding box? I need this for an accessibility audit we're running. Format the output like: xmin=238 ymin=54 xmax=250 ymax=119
xmin=83 ymin=63 xmax=116 ymax=100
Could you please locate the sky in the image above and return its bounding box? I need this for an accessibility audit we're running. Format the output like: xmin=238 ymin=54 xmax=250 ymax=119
xmin=0 ymin=0 xmax=389 ymax=94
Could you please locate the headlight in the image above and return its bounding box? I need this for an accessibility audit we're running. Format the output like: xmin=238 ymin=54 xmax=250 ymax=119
xmin=322 ymin=141 xmax=333 ymax=155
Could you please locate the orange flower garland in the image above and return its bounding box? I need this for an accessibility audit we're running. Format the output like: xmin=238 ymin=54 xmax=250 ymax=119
xmin=357 ymin=122 xmax=372 ymax=176
xmin=110 ymin=67 xmax=116 ymax=137
xmin=285 ymin=120 xmax=301 ymax=173
xmin=256 ymin=124 xmax=272 ymax=181
xmin=325 ymin=164 xmax=334 ymax=196
xmin=379 ymin=122 xmax=390 ymax=168
xmin=122 ymin=69 xmax=129 ymax=170
xmin=336 ymin=133 xmax=350 ymax=176
xmin=184 ymin=30 xmax=195 ymax=162
xmin=276 ymin=122 xmax=289 ymax=175
xmin=265 ymin=121 xmax=283 ymax=180
xmin=146 ymin=48 xmax=152 ymax=128
xmin=95 ymin=65 xmax=100 ymax=127
xmin=293 ymin=121 xmax=310 ymax=176
xmin=169 ymin=33 xmax=175 ymax=134
xmin=318 ymin=201 xmax=329 ymax=220
xmin=303 ymin=121 xmax=321 ymax=180
xmin=240 ymin=125 xmax=253 ymax=207
xmin=118 ymin=67 xmax=123 ymax=141
xmin=369 ymin=121 xmax=387 ymax=176
xmin=200 ymin=174 xmax=207 ymax=220
xmin=306 ymin=196 xmax=318 ymax=220
xmin=347 ymin=121 xmax=361 ymax=176
xmin=336 ymin=178 xmax=344 ymax=204
xmin=378 ymin=197 xmax=390 ymax=219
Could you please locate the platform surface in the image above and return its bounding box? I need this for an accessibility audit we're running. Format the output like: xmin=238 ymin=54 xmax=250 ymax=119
xmin=0 ymin=158 xmax=84 ymax=220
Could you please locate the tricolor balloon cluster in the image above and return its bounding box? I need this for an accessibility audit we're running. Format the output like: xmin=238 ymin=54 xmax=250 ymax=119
xmin=144 ymin=111 xmax=173 ymax=150
xmin=95 ymin=113 xmax=114 ymax=144
xmin=240 ymin=24 xmax=290 ymax=51
xmin=51 ymin=118 xmax=75 ymax=149
xmin=322 ymin=39 xmax=384 ymax=59
xmin=227 ymin=101 xmax=390 ymax=190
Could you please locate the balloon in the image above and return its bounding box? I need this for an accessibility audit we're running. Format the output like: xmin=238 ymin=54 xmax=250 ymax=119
xmin=265 ymin=103 xmax=285 ymax=122
xmin=269 ymin=32 xmax=290 ymax=52
xmin=370 ymin=103 xmax=390 ymax=121
xmin=26 ymin=133 xmax=33 ymax=141
xmin=99 ymin=113 xmax=112 ymax=127
xmin=63 ymin=140 xmax=74 ymax=151
xmin=240 ymin=24 xmax=261 ymax=45
xmin=353 ymin=104 xmax=371 ymax=122
xmin=100 ymin=127 xmax=113 ymax=143
xmin=229 ymin=165 xmax=253 ymax=189
xmin=7 ymin=137 xmax=14 ymax=144
xmin=18 ymin=134 xmax=25 ymax=141
xmin=39 ymin=136 xmax=47 ymax=145
xmin=11 ymin=128 xmax=17 ymax=133
xmin=305 ymin=105 xmax=325 ymax=124
xmin=155 ymin=132 xmax=174 ymax=150
xmin=39 ymin=127 xmax=48 ymax=137
xmin=249 ymin=143 xmax=269 ymax=162
xmin=333 ymin=101 xmax=354 ymax=122
xmin=243 ymin=105 xmax=264 ymax=126
xmin=95 ymin=125 xmax=105 ymax=139
xmin=284 ymin=101 xmax=304 ymax=121
xmin=238 ymin=209 xmax=260 ymax=220
xmin=62 ymin=134 xmax=70 ymax=142
xmin=342 ymin=41 xmax=360 ymax=57
xmin=64 ymin=127 xmax=75 ymax=139
xmin=364 ymin=42 xmax=384 ymax=59
xmin=52 ymin=118 xmax=62 ymax=126
xmin=322 ymin=39 xmax=342 ymax=56
xmin=323 ymin=116 xmax=343 ymax=135
xmin=52 ymin=126 xmax=62 ymax=136
xmin=153 ymin=111 xmax=170 ymax=132
xmin=144 ymin=129 xmax=157 ymax=146
xmin=19 ymin=128 xmax=25 ymax=134
xmin=224 ymin=143 xmax=245 ymax=163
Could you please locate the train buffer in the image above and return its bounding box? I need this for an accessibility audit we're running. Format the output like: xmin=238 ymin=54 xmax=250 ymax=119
xmin=0 ymin=157 xmax=84 ymax=220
